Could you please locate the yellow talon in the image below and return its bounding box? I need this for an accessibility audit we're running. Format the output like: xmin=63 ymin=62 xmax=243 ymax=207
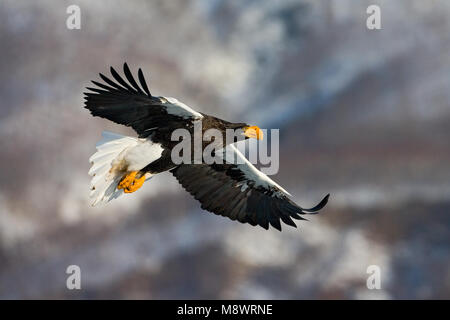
xmin=124 ymin=174 xmax=146 ymax=193
xmin=117 ymin=171 xmax=146 ymax=193
xmin=118 ymin=171 xmax=137 ymax=190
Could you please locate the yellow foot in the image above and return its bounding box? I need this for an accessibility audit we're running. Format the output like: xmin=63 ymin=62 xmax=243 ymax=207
xmin=118 ymin=171 xmax=137 ymax=190
xmin=117 ymin=171 xmax=146 ymax=193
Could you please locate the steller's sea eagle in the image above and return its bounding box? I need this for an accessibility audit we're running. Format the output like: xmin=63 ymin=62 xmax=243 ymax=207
xmin=84 ymin=63 xmax=329 ymax=231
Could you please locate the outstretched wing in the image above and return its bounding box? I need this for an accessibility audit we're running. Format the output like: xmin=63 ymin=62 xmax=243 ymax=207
xmin=172 ymin=144 xmax=329 ymax=231
xmin=84 ymin=63 xmax=203 ymax=137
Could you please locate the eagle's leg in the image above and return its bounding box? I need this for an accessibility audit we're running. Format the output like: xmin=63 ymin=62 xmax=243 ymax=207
xmin=117 ymin=171 xmax=146 ymax=193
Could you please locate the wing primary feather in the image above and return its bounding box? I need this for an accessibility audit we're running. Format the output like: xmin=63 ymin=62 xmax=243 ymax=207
xmin=99 ymin=73 xmax=129 ymax=92
xmin=85 ymin=87 xmax=117 ymax=96
xmin=243 ymin=216 xmax=258 ymax=226
xmin=138 ymin=68 xmax=152 ymax=97
xmin=123 ymin=63 xmax=144 ymax=94
xmin=302 ymin=194 xmax=330 ymax=214
xmin=279 ymin=215 xmax=297 ymax=228
xmin=110 ymin=66 xmax=138 ymax=93
xmin=272 ymin=200 xmax=297 ymax=228
xmin=258 ymin=197 xmax=270 ymax=230
xmin=91 ymin=80 xmax=121 ymax=93
xmin=269 ymin=215 xmax=282 ymax=231
xmin=284 ymin=201 xmax=307 ymax=220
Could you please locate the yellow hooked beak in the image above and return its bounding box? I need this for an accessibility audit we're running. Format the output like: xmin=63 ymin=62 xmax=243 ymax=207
xmin=243 ymin=125 xmax=263 ymax=140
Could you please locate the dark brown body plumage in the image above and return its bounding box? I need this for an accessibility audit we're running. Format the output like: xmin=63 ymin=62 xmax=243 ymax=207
xmin=143 ymin=114 xmax=248 ymax=174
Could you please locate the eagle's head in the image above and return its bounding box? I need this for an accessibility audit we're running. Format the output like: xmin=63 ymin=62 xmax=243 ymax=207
xmin=226 ymin=122 xmax=263 ymax=141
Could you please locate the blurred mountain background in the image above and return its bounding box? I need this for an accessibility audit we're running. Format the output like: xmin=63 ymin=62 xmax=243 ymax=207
xmin=0 ymin=0 xmax=449 ymax=299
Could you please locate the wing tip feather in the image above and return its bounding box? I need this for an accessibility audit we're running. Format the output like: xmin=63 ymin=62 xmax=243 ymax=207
xmin=302 ymin=193 xmax=330 ymax=214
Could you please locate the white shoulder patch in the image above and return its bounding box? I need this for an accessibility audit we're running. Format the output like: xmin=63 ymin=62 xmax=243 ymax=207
xmin=220 ymin=144 xmax=291 ymax=196
xmin=162 ymin=97 xmax=203 ymax=120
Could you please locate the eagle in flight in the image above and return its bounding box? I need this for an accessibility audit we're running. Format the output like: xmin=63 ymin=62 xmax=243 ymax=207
xmin=84 ymin=63 xmax=329 ymax=231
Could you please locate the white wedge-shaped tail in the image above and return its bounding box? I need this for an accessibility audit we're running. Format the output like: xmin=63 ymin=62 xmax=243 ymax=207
xmin=88 ymin=131 xmax=164 ymax=206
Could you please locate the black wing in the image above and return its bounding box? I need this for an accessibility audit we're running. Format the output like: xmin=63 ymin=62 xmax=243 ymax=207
xmin=172 ymin=145 xmax=329 ymax=231
xmin=84 ymin=63 xmax=203 ymax=137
